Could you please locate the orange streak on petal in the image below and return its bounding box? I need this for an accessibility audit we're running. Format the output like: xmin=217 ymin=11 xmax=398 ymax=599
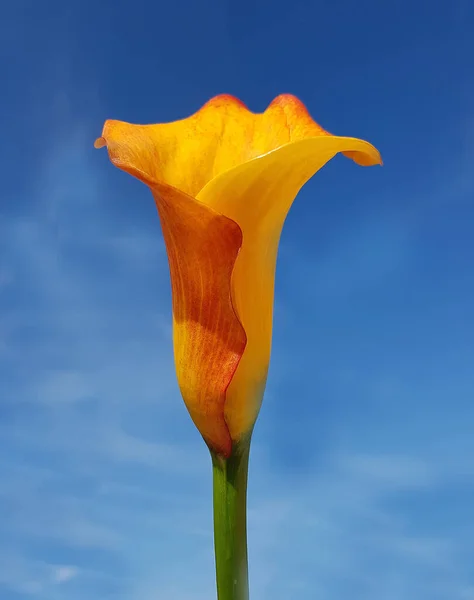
xmin=153 ymin=184 xmax=247 ymax=457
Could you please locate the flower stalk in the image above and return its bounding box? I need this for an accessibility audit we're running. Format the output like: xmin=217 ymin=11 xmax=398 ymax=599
xmin=211 ymin=436 xmax=251 ymax=600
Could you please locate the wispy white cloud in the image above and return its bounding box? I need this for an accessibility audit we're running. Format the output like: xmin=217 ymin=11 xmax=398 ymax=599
xmin=0 ymin=556 xmax=80 ymax=597
xmin=51 ymin=565 xmax=79 ymax=584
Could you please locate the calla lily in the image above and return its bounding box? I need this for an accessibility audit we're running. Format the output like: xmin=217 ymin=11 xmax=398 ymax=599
xmin=95 ymin=94 xmax=381 ymax=599
xmin=95 ymin=94 xmax=381 ymax=454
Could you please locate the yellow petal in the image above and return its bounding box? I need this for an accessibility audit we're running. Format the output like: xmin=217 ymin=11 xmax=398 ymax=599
xmin=198 ymin=135 xmax=381 ymax=441
xmin=95 ymin=95 xmax=381 ymax=455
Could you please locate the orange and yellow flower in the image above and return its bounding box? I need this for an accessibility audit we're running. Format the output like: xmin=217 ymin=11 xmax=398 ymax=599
xmin=95 ymin=94 xmax=381 ymax=458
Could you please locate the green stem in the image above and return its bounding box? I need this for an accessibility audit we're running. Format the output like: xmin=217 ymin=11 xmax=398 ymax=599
xmin=211 ymin=437 xmax=251 ymax=600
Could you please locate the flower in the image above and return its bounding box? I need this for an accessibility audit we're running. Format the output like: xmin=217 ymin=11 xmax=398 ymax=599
xmin=95 ymin=94 xmax=382 ymax=458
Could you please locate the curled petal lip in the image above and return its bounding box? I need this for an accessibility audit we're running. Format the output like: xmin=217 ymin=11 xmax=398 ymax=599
xmin=95 ymin=94 xmax=382 ymax=194
xmin=95 ymin=94 xmax=382 ymax=456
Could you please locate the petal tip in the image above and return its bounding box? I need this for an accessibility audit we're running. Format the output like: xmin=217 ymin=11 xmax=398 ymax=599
xmin=204 ymin=94 xmax=249 ymax=111
xmin=267 ymin=93 xmax=303 ymax=109
xmin=373 ymin=152 xmax=384 ymax=167
xmin=343 ymin=148 xmax=383 ymax=167
xmin=94 ymin=136 xmax=106 ymax=149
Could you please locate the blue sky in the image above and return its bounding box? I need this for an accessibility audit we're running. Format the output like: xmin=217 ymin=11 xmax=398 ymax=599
xmin=1 ymin=0 xmax=474 ymax=598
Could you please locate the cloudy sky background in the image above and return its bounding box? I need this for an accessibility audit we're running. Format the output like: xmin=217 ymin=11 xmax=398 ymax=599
xmin=1 ymin=1 xmax=474 ymax=598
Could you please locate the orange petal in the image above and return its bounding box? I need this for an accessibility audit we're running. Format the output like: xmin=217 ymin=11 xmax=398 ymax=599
xmin=152 ymin=184 xmax=246 ymax=456
xmin=97 ymin=134 xmax=246 ymax=455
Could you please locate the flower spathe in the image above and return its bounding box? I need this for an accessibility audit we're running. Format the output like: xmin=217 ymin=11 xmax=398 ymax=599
xmin=95 ymin=94 xmax=382 ymax=458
